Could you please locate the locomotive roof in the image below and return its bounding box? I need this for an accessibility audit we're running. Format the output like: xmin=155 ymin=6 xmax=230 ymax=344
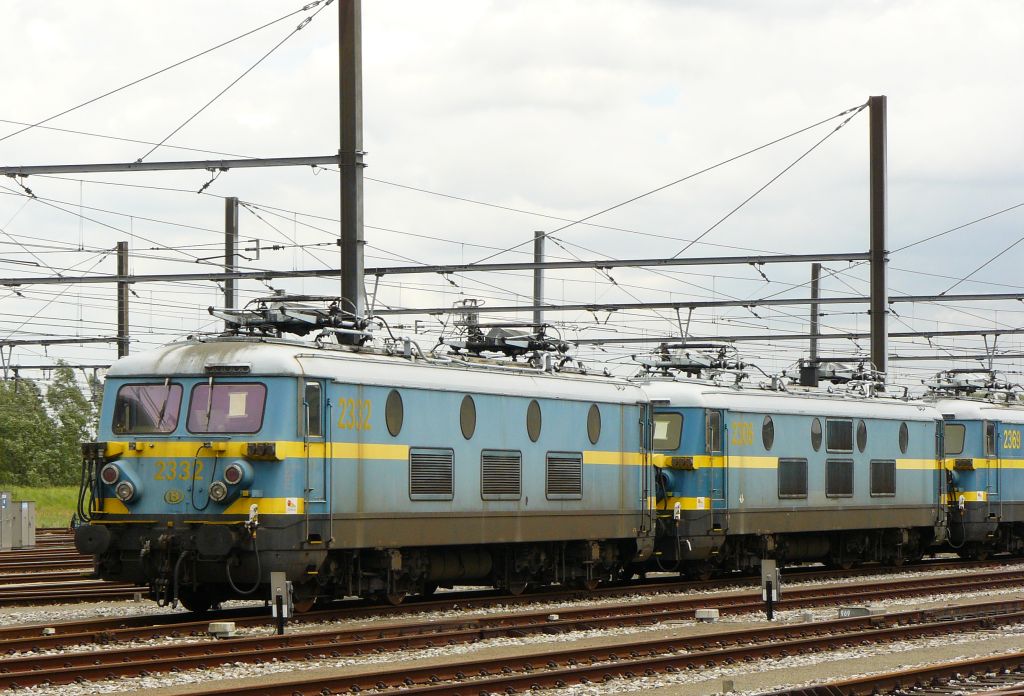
xmin=640 ymin=378 xmax=937 ymax=421
xmin=106 ymin=337 xmax=647 ymax=405
xmin=928 ymin=398 xmax=1024 ymax=424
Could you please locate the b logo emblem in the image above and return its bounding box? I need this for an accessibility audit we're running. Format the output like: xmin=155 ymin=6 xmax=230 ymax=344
xmin=164 ymin=489 xmax=184 ymax=504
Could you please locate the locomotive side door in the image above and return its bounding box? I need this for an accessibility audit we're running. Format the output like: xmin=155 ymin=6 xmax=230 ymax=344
xmin=706 ymin=409 xmax=727 ymax=531
xmin=302 ymin=379 xmax=328 ymax=510
xmin=984 ymin=420 xmax=999 ymax=519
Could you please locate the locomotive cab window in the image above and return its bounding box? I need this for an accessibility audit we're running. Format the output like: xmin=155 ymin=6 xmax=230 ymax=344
xmin=706 ymin=411 xmax=722 ymax=453
xmin=113 ymin=382 xmax=183 ymax=434
xmin=303 ymin=382 xmax=322 ymax=438
xmin=985 ymin=421 xmax=996 ymax=456
xmin=652 ymin=413 xmax=683 ymax=450
xmin=944 ymin=424 xmax=965 ymax=455
xmin=187 ymin=382 xmax=267 ymax=434
xmin=826 ymin=419 xmax=853 ymax=453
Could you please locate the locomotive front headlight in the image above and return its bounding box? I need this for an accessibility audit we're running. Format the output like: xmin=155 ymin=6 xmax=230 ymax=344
xmin=115 ymin=480 xmax=136 ymax=502
xmin=99 ymin=464 xmax=121 ymax=485
xmin=209 ymin=480 xmax=229 ymax=503
xmin=224 ymin=463 xmax=245 ymax=486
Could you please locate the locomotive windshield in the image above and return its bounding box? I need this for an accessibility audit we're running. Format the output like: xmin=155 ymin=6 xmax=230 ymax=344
xmin=944 ymin=423 xmax=965 ymax=455
xmin=186 ymin=382 xmax=267 ymax=433
xmin=112 ymin=382 xmax=183 ymax=434
xmin=652 ymin=413 xmax=683 ymax=450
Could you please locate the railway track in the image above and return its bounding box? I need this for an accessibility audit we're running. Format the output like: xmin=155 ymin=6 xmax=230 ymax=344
xmin=8 ymin=598 xmax=1022 ymax=695
xmin=762 ymin=651 xmax=1024 ymax=695
xmin=2 ymin=569 xmax=1024 ymax=690
xmin=0 ymin=579 xmax=139 ymax=606
xmin=1 ymin=561 xmax=1021 ymax=652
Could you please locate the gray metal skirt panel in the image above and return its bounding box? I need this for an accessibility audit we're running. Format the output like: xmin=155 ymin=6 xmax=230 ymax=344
xmin=324 ymin=510 xmax=648 ymax=549
xmin=718 ymin=505 xmax=940 ymax=535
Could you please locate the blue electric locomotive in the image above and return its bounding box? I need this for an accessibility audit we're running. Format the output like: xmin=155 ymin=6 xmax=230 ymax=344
xmin=76 ymin=298 xmax=655 ymax=609
xmin=641 ymin=352 xmax=945 ymax=575
xmin=927 ymin=369 xmax=1024 ymax=558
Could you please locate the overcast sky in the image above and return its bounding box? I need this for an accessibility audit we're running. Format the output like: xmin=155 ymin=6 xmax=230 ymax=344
xmin=1 ymin=1 xmax=1022 ymax=385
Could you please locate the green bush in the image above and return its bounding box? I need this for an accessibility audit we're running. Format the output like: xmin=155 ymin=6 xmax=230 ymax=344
xmin=3 ymin=486 xmax=79 ymax=529
xmin=0 ymin=364 xmax=96 ymax=488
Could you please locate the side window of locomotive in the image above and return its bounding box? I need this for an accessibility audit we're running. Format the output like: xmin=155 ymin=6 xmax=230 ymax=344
xmin=385 ymin=389 xmax=404 ymax=437
xmin=113 ymin=383 xmax=183 ymax=434
xmin=187 ymin=383 xmax=267 ymax=434
xmin=652 ymin=413 xmax=683 ymax=450
xmin=706 ymin=411 xmax=722 ymax=453
xmin=810 ymin=418 xmax=823 ymax=451
xmin=937 ymin=423 xmax=962 ymax=456
xmin=761 ymin=415 xmax=774 ymax=451
xmin=825 ymin=459 xmax=854 ymax=497
xmin=870 ymin=460 xmax=896 ymax=497
xmin=985 ymin=421 xmax=996 ymax=456
xmin=304 ymin=382 xmax=322 ymax=438
xmin=778 ymin=459 xmax=807 ymax=499
xmin=826 ymin=419 xmax=853 ymax=453
xmin=587 ymin=404 xmax=601 ymax=445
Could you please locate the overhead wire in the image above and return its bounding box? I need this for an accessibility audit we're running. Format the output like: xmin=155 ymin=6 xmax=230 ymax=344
xmin=466 ymin=102 xmax=869 ymax=266
xmin=0 ymin=2 xmax=317 ymax=146
xmin=137 ymin=0 xmax=334 ymax=162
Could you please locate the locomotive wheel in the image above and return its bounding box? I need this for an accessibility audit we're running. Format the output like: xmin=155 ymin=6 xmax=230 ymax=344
xmin=177 ymin=589 xmax=214 ymax=613
xmin=506 ymin=580 xmax=529 ymax=596
xmin=292 ymin=595 xmax=317 ymax=613
xmin=576 ymin=577 xmax=600 ymax=592
xmin=383 ymin=591 xmax=407 ymax=606
xmin=686 ymin=562 xmax=713 ymax=581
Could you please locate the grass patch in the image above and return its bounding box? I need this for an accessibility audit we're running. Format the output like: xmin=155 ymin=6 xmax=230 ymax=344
xmin=0 ymin=485 xmax=78 ymax=528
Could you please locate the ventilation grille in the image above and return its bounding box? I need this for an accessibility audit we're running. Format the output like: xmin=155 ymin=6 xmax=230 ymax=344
xmin=410 ymin=448 xmax=454 ymax=500
xmin=546 ymin=452 xmax=583 ymax=499
xmin=826 ymin=459 xmax=853 ymax=498
xmin=481 ymin=450 xmax=521 ymax=499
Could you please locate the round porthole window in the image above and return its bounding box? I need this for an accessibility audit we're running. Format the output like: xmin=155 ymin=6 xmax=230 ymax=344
xmin=385 ymin=389 xmax=403 ymax=437
xmin=762 ymin=415 xmax=774 ymax=451
xmin=460 ymin=395 xmax=476 ymax=440
xmin=587 ymin=404 xmax=601 ymax=445
xmin=857 ymin=420 xmax=867 ymax=453
xmin=527 ymin=400 xmax=542 ymax=443
xmin=811 ymin=418 xmax=822 ymax=452
xmin=899 ymin=421 xmax=909 ymax=454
